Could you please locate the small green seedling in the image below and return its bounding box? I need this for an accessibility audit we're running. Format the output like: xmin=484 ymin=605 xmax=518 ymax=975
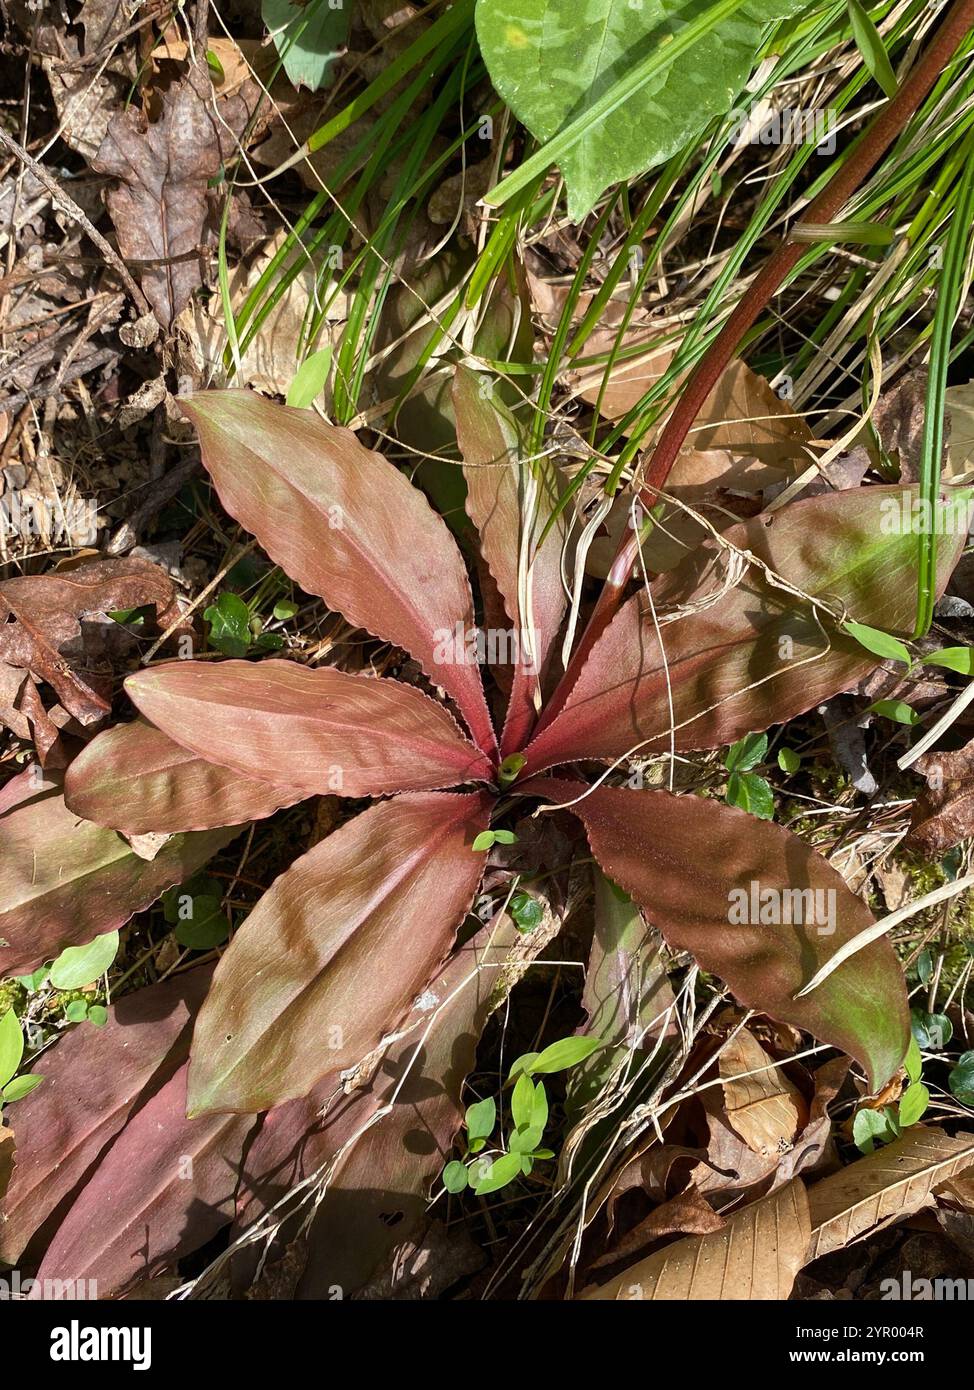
xmin=723 ymin=733 xmax=773 ymax=820
xmin=472 ymin=829 xmax=517 ymax=852
xmin=205 ymin=592 xmax=284 ymax=659
xmin=441 ymin=1035 xmax=603 ymax=1196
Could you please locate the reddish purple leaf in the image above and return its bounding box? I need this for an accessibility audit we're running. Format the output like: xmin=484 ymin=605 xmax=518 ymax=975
xmin=0 ymin=967 xmax=212 ymax=1265
xmin=525 ymin=488 xmax=965 ymax=773
xmin=33 ymin=1062 xmax=253 ymax=1298
xmin=232 ymin=914 xmax=522 ymax=1296
xmin=188 ymin=790 xmax=495 ymax=1115
xmin=0 ymin=793 xmax=241 ymax=976
xmin=64 ymin=717 xmax=305 ymax=834
xmin=453 ymin=365 xmax=567 ymax=754
xmin=0 ymin=765 xmax=57 ymax=817
xmin=531 ymin=779 xmax=909 ymax=1090
xmin=179 ymin=390 xmax=497 ymax=756
xmin=124 ymin=659 xmax=493 ymax=798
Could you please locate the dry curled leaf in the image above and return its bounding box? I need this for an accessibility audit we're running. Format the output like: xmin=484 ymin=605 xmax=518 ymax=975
xmin=806 ymin=1127 xmax=974 ymax=1263
xmin=909 ymin=737 xmax=974 ymax=855
xmin=580 ymin=1178 xmax=810 ymax=1300
xmin=719 ymin=1027 xmax=804 ymax=1157
xmin=93 ymin=67 xmax=254 ymax=326
xmin=0 ymin=556 xmax=179 ymax=758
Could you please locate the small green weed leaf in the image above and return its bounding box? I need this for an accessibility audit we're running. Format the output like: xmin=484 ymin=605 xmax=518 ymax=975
xmin=286 ymin=346 xmax=333 ymax=408
xmin=204 ymin=592 xmax=252 ymax=658
xmin=920 ymin=646 xmax=974 ymax=675
xmin=949 ymin=1052 xmax=974 ymax=1105
xmin=262 ymin=0 xmax=350 ymax=92
xmin=87 ymin=1005 xmax=109 ymax=1028
xmin=50 ymin=930 xmax=119 ymax=990
xmin=530 ymin=1035 xmax=602 ymax=1075
xmin=843 ymin=620 xmax=912 ymax=664
xmin=16 ymin=966 xmax=50 ymax=992
xmin=510 ymin=1073 xmax=536 ymax=1131
xmin=465 ymin=1095 xmax=496 ymax=1145
xmin=476 ymin=0 xmax=809 ymax=219
xmin=725 ymin=732 xmax=767 ymax=772
xmin=0 ymin=1009 xmax=24 ymax=1090
xmin=509 ymin=890 xmax=543 ymax=933
xmin=206 ymin=49 xmax=226 ymax=82
xmin=507 ymin=1052 xmax=539 ymax=1081
xmin=868 ymin=699 xmax=919 ymax=726
xmin=442 ymin=1160 xmax=469 ymax=1194
xmin=173 ymin=894 xmax=231 ymax=950
xmin=777 ymin=747 xmax=801 ymax=773
xmin=726 ymin=770 xmax=774 ymax=820
xmin=911 ymin=1008 xmax=952 ymax=1051
xmin=472 ymin=1151 xmax=522 ymax=1195
xmin=846 ymin=0 xmax=898 ymax=98
xmin=853 ymin=1105 xmax=899 ymax=1154
xmin=2 ymin=1073 xmax=42 ymax=1103
xmin=273 ymin=599 xmax=299 ymax=621
xmin=904 ymin=1035 xmax=923 ymax=1083
xmin=65 ymin=999 xmax=89 ymax=1024
xmin=897 ymin=1081 xmax=930 ymax=1128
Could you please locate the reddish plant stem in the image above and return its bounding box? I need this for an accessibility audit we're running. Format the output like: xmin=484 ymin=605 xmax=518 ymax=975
xmin=535 ymin=0 xmax=974 ymax=739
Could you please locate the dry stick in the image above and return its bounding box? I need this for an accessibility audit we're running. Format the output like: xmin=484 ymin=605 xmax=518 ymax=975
xmin=0 ymin=126 xmax=150 ymax=316
xmin=794 ymin=871 xmax=974 ymax=998
xmin=537 ymin=0 xmax=974 ymax=734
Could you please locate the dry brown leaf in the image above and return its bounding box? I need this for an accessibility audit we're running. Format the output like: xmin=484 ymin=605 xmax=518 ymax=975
xmin=586 ymin=1185 xmax=725 ymax=1278
xmin=719 ymin=1027 xmax=803 ymax=1156
xmin=150 ymin=37 xmax=274 ymax=96
xmin=944 ymin=381 xmax=974 ymax=482
xmin=908 ymin=737 xmax=974 ymax=855
xmin=92 ymin=68 xmax=254 ymax=326
xmin=0 ymin=557 xmax=179 ymax=753
xmin=935 ymin=1166 xmax=974 ymax=1211
xmin=0 ymin=1124 xmax=14 ymax=1202
xmin=580 ymin=1178 xmax=810 ymax=1300
xmin=806 ymin=1127 xmax=974 ymax=1262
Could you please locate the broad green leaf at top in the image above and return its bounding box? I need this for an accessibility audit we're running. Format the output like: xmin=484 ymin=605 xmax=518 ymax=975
xmin=475 ymin=0 xmax=809 ymax=219
xmin=262 ymin=0 xmax=350 ymax=93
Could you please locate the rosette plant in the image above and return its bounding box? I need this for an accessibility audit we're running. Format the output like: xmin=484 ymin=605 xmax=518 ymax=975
xmin=52 ymin=371 xmax=963 ymax=1117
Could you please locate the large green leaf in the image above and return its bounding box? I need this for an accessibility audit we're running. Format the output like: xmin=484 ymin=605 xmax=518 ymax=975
xmin=524 ymin=487 xmax=968 ymax=773
xmin=475 ymin=0 xmax=806 ymax=219
xmin=530 ymin=780 xmax=909 ymax=1090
